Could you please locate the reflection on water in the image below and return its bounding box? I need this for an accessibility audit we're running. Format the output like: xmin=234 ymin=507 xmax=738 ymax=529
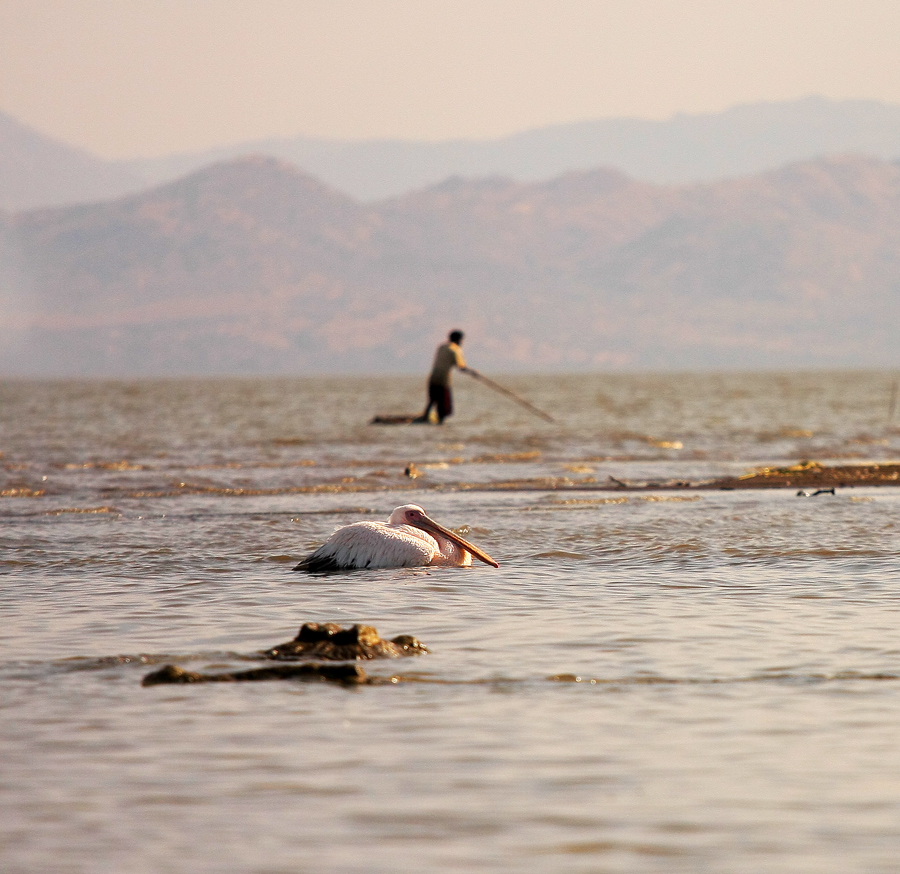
xmin=2 ymin=372 xmax=900 ymax=873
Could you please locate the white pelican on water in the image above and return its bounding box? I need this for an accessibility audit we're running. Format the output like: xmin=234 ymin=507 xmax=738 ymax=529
xmin=294 ymin=504 xmax=499 ymax=572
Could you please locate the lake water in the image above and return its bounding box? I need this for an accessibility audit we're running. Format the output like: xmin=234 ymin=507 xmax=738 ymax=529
xmin=2 ymin=371 xmax=900 ymax=873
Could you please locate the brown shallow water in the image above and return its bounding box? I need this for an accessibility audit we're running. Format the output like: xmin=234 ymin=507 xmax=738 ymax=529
xmin=2 ymin=372 xmax=900 ymax=873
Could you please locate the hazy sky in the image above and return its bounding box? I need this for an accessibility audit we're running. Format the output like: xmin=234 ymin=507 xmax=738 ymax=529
xmin=3 ymin=0 xmax=900 ymax=159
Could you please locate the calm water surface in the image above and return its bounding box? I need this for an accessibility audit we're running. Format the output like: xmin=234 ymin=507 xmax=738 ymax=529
xmin=2 ymin=372 xmax=900 ymax=873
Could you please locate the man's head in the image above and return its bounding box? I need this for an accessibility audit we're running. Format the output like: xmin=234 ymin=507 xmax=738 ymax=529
xmin=449 ymin=330 xmax=464 ymax=345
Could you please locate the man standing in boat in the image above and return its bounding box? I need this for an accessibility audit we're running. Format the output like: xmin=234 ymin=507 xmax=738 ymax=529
xmin=415 ymin=330 xmax=477 ymax=424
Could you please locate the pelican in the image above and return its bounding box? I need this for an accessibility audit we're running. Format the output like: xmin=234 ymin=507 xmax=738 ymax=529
xmin=293 ymin=504 xmax=499 ymax=572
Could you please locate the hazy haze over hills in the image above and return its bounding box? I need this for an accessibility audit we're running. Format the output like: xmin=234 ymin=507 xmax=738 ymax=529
xmin=4 ymin=96 xmax=900 ymax=209
xmin=0 ymin=113 xmax=145 ymax=212
xmin=3 ymin=153 xmax=899 ymax=376
xmin=144 ymin=96 xmax=900 ymax=202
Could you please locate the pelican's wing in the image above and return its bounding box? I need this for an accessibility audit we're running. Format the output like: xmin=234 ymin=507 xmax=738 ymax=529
xmin=294 ymin=522 xmax=434 ymax=571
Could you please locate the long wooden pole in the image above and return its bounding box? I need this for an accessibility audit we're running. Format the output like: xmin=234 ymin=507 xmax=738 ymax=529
xmin=465 ymin=370 xmax=556 ymax=423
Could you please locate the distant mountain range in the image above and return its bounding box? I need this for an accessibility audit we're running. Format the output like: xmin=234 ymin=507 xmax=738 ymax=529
xmin=2 ymin=153 xmax=899 ymax=376
xmin=4 ymin=96 xmax=900 ymax=209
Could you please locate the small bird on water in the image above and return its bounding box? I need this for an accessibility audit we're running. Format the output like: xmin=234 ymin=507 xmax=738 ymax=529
xmin=294 ymin=504 xmax=499 ymax=572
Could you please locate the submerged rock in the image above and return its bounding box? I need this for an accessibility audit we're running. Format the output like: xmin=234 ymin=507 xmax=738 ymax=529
xmin=140 ymin=623 xmax=426 ymax=686
xmin=142 ymin=661 xmax=368 ymax=686
xmin=263 ymin=622 xmax=428 ymax=661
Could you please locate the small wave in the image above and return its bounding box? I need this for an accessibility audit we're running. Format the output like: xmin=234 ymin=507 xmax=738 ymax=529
xmin=470 ymin=452 xmax=542 ymax=463
xmin=547 ymin=670 xmax=900 ymax=685
xmin=455 ymin=477 xmax=598 ymax=491
xmin=43 ymin=506 xmax=120 ymax=515
xmin=63 ymin=460 xmax=147 ymax=470
xmin=543 ymin=839 xmax=689 ymax=858
xmin=542 ymin=497 xmax=629 ymax=506
xmin=722 ymin=546 xmax=889 ymax=559
xmin=124 ymin=482 xmax=419 ymax=498
xmin=7 ymin=654 xmax=900 ymax=690
xmin=636 ymin=495 xmax=701 ymax=503
xmin=0 ymin=652 xmax=245 ymax=681
xmin=531 ymin=551 xmax=591 ymax=560
xmin=187 ymin=460 xmax=317 ymax=470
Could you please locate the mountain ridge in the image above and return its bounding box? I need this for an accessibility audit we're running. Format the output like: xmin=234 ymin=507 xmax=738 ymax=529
xmin=2 ymin=152 xmax=898 ymax=376
xmin=5 ymin=96 xmax=900 ymax=209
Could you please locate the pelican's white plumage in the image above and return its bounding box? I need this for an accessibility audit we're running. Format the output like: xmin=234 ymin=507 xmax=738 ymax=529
xmin=294 ymin=504 xmax=499 ymax=572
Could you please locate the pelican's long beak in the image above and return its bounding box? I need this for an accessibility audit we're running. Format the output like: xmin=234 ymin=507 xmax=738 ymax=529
xmin=416 ymin=514 xmax=500 ymax=568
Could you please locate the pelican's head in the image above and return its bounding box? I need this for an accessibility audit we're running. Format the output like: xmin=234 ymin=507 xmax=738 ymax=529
xmin=389 ymin=504 xmax=429 ymax=526
xmin=387 ymin=504 xmax=499 ymax=568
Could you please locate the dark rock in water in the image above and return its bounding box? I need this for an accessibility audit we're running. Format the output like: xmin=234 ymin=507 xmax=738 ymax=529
xmin=263 ymin=622 xmax=428 ymax=661
xmin=140 ymin=623 xmax=426 ymax=686
xmin=142 ymin=661 xmax=368 ymax=686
